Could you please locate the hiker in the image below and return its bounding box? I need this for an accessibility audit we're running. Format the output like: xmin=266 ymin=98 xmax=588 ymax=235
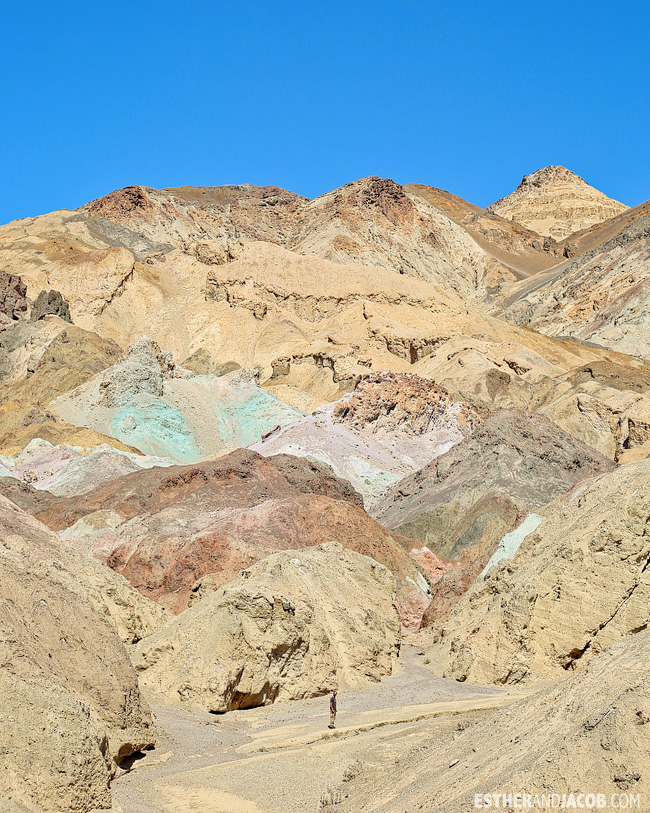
xmin=328 ymin=690 xmax=337 ymax=729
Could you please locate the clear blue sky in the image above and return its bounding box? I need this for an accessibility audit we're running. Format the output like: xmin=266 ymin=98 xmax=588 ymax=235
xmin=2 ymin=1 xmax=648 ymax=224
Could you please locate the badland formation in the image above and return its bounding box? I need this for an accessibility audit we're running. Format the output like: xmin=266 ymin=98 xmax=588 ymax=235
xmin=1 ymin=166 xmax=649 ymax=811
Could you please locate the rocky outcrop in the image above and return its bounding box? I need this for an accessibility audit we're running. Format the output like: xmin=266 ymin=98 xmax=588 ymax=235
xmin=339 ymin=629 xmax=650 ymax=812
xmin=0 ymin=673 xmax=115 ymax=811
xmin=503 ymin=214 xmax=650 ymax=359
xmin=333 ymin=371 xmax=478 ymax=435
xmin=488 ymin=165 xmax=628 ymax=240
xmin=132 ymin=542 xmax=400 ymax=712
xmin=51 ymin=339 xmax=304 ymax=462
xmin=374 ymin=410 xmax=615 ymax=624
xmin=35 ymin=449 xmax=432 ymax=625
xmin=423 ymin=459 xmax=650 ymax=684
xmin=0 ymin=495 xmax=155 ymax=810
xmin=0 ymin=270 xmax=28 ymax=324
xmin=30 ymin=288 xmax=72 ymax=323
xmin=96 ymin=336 xmax=179 ymax=406
xmin=252 ymin=372 xmax=479 ymax=507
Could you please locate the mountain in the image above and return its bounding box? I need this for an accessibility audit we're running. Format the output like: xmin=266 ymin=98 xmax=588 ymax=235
xmin=1 ymin=167 xmax=650 ymax=809
xmin=372 ymin=410 xmax=615 ymax=623
xmin=502 ymin=212 xmax=650 ymax=360
xmin=487 ymin=165 xmax=628 ymax=240
xmin=422 ymin=458 xmax=650 ymax=684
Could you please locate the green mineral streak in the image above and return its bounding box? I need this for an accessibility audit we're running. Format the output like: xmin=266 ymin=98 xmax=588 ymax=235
xmin=212 ymin=389 xmax=303 ymax=449
xmin=479 ymin=513 xmax=545 ymax=580
xmin=111 ymin=403 xmax=200 ymax=462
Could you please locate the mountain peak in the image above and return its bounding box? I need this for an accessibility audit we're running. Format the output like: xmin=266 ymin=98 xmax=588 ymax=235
xmin=488 ymin=165 xmax=627 ymax=240
xmin=519 ymin=165 xmax=586 ymax=187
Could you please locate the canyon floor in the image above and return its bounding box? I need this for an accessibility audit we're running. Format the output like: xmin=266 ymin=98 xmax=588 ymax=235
xmin=111 ymin=643 xmax=525 ymax=813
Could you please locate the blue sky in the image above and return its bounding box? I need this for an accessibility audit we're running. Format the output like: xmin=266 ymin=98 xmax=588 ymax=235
xmin=1 ymin=1 xmax=648 ymax=223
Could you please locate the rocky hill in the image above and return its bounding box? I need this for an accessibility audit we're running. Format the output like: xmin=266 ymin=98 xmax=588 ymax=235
xmin=251 ymin=371 xmax=479 ymax=507
xmin=372 ymin=410 xmax=615 ymax=622
xmin=35 ymin=449 xmax=437 ymax=626
xmin=51 ymin=336 xmax=304 ymax=461
xmin=488 ymin=165 xmax=628 ymax=240
xmin=132 ymin=542 xmax=401 ymax=712
xmin=422 ymin=458 xmax=650 ymax=684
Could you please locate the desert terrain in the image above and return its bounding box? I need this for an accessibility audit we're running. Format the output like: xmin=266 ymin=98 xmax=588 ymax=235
xmin=1 ymin=165 xmax=649 ymax=812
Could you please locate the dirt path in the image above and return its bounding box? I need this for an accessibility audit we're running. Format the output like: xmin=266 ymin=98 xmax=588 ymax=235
xmin=112 ymin=645 xmax=531 ymax=813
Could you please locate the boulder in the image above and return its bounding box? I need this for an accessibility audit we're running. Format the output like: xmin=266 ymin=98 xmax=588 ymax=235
xmin=132 ymin=542 xmax=400 ymax=712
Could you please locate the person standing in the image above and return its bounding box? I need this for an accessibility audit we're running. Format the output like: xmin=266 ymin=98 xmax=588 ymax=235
xmin=328 ymin=690 xmax=337 ymax=729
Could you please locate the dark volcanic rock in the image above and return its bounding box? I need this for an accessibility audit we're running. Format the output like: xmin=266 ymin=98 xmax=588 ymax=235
xmin=0 ymin=270 xmax=28 ymax=323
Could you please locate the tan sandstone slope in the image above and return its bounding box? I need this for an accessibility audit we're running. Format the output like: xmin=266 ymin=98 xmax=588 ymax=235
xmin=0 ymin=177 xmax=517 ymax=307
xmin=0 ymin=495 xmax=156 ymax=811
xmin=17 ymin=235 xmax=650 ymax=460
xmin=405 ymin=183 xmax=562 ymax=279
xmin=339 ymin=628 xmax=650 ymax=812
xmin=502 ymin=213 xmax=650 ymax=359
xmin=487 ymin=165 xmax=628 ymax=240
xmin=2 ymin=177 xmax=649 ymax=462
xmin=421 ymin=459 xmax=650 ymax=685
xmin=132 ymin=542 xmax=401 ymax=712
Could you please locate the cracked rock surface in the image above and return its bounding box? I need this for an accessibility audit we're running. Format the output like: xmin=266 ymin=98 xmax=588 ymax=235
xmin=422 ymin=458 xmax=650 ymax=684
xmin=131 ymin=541 xmax=400 ymax=713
